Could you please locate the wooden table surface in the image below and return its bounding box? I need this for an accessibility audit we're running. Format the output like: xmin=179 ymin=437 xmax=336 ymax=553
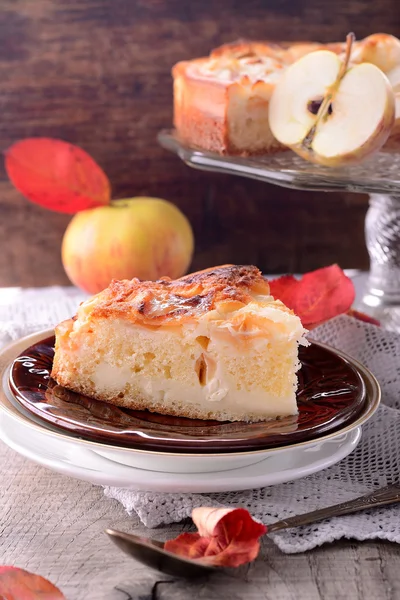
xmin=2 ymin=436 xmax=400 ymax=600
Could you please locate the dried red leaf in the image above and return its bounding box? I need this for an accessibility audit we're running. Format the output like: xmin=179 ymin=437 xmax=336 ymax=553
xmin=269 ymin=265 xmax=355 ymax=329
xmin=164 ymin=507 xmax=266 ymax=568
xmin=5 ymin=138 xmax=111 ymax=214
xmin=347 ymin=309 xmax=380 ymax=326
xmin=0 ymin=566 xmax=65 ymax=599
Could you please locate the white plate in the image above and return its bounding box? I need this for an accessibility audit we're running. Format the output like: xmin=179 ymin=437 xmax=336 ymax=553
xmin=1 ymin=374 xmax=354 ymax=474
xmin=0 ymin=408 xmax=361 ymax=493
xmin=0 ymin=330 xmax=380 ymax=474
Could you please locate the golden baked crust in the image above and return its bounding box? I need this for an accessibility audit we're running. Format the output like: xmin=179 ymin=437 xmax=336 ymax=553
xmin=173 ymin=34 xmax=400 ymax=156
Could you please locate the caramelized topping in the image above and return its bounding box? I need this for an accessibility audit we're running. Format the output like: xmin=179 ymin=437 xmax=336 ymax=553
xmin=80 ymin=265 xmax=271 ymax=326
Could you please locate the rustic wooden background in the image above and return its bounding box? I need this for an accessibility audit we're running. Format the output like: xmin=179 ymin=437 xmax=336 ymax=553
xmin=0 ymin=0 xmax=399 ymax=287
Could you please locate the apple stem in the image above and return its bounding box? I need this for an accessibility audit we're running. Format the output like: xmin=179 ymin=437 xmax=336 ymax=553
xmin=110 ymin=199 xmax=131 ymax=208
xmin=303 ymin=32 xmax=356 ymax=150
xmin=338 ymin=32 xmax=355 ymax=80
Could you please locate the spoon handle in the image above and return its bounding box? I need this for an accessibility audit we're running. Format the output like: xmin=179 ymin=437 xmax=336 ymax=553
xmin=267 ymin=484 xmax=400 ymax=533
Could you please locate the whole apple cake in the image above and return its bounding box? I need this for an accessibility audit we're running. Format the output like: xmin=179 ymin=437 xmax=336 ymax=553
xmin=172 ymin=34 xmax=400 ymax=155
xmin=51 ymin=265 xmax=308 ymax=422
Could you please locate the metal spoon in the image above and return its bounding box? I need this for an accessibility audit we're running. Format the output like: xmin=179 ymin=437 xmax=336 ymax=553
xmin=106 ymin=483 xmax=400 ymax=578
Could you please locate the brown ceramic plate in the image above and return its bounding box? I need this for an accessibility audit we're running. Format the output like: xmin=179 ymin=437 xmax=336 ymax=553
xmin=7 ymin=333 xmax=370 ymax=453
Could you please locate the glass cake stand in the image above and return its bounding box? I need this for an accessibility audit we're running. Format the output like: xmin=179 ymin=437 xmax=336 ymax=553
xmin=158 ymin=130 xmax=400 ymax=331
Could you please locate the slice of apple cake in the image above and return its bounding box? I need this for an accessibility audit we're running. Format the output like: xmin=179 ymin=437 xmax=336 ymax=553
xmin=51 ymin=265 xmax=308 ymax=422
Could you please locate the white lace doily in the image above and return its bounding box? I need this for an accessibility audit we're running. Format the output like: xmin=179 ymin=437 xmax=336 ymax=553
xmin=2 ymin=285 xmax=400 ymax=553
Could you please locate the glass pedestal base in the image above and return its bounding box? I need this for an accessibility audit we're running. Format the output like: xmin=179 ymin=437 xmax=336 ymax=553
xmin=158 ymin=130 xmax=400 ymax=331
xmin=359 ymin=194 xmax=400 ymax=331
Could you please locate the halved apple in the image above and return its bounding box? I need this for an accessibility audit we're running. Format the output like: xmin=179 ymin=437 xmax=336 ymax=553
xmin=384 ymin=64 xmax=400 ymax=150
xmin=387 ymin=64 xmax=400 ymax=122
xmin=269 ymin=40 xmax=396 ymax=166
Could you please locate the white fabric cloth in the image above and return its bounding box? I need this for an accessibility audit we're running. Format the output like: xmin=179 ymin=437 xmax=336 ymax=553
xmin=0 ymin=286 xmax=88 ymax=346
xmin=2 ymin=284 xmax=400 ymax=554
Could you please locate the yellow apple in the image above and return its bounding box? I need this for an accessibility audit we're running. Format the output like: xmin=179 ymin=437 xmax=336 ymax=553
xmin=62 ymin=197 xmax=194 ymax=294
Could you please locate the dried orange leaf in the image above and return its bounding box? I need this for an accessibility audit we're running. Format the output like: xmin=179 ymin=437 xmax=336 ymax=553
xmin=164 ymin=507 xmax=266 ymax=567
xmin=5 ymin=138 xmax=111 ymax=214
xmin=269 ymin=264 xmax=355 ymax=329
xmin=0 ymin=566 xmax=65 ymax=599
